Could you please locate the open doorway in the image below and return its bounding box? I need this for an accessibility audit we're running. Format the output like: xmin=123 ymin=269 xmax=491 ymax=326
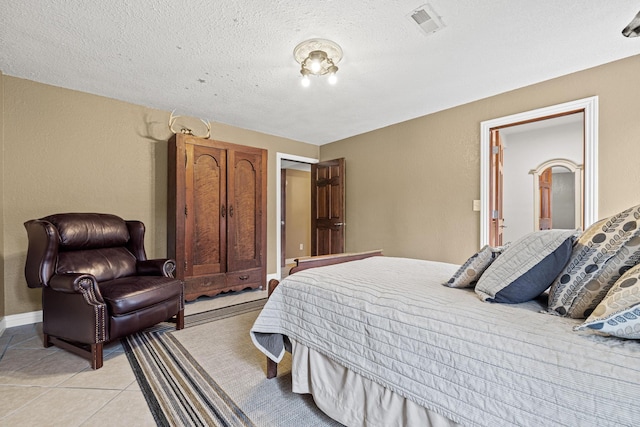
xmin=499 ymin=113 xmax=583 ymax=243
xmin=276 ymin=153 xmax=318 ymax=280
xmin=282 ymin=160 xmax=312 ymax=277
xmin=480 ymin=96 xmax=598 ymax=247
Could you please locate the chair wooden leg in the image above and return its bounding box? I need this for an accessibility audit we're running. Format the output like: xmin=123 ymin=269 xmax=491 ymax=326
xmin=47 ymin=336 xmax=104 ymax=369
xmin=175 ymin=309 xmax=185 ymax=330
xmin=267 ymin=358 xmax=278 ymax=379
xmin=91 ymin=343 xmax=104 ymax=369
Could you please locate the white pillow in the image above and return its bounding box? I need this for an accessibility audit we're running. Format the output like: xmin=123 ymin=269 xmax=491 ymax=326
xmin=443 ymin=245 xmax=507 ymax=288
xmin=547 ymin=203 xmax=640 ymax=318
xmin=575 ymin=263 xmax=640 ymax=339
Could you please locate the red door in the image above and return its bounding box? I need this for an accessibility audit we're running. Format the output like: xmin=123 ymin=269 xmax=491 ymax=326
xmin=311 ymin=158 xmax=345 ymax=256
xmin=489 ymin=129 xmax=504 ymax=246
xmin=539 ymin=168 xmax=553 ymax=230
xmin=280 ymin=169 xmax=287 ymax=267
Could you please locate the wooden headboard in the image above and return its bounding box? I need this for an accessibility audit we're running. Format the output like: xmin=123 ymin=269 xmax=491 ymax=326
xmin=289 ymin=249 xmax=383 ymax=275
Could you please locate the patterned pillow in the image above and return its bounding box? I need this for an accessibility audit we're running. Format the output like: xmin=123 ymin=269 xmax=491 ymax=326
xmin=548 ymin=204 xmax=640 ymax=318
xmin=475 ymin=229 xmax=579 ymax=304
xmin=574 ymin=263 xmax=640 ymax=339
xmin=443 ymin=245 xmax=506 ymax=288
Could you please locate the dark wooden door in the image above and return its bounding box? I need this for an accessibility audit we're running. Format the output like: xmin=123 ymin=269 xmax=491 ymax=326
xmin=311 ymin=158 xmax=345 ymax=256
xmin=281 ymin=169 xmax=286 ymax=268
xmin=227 ymin=148 xmax=265 ymax=272
xmin=539 ymin=168 xmax=553 ymax=230
xmin=185 ymin=142 xmax=227 ymax=277
xmin=489 ymin=129 xmax=504 ymax=246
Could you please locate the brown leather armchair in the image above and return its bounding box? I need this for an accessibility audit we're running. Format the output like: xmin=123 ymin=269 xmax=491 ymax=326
xmin=24 ymin=213 xmax=184 ymax=369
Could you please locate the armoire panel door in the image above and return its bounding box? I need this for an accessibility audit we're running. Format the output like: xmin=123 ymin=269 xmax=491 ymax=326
xmin=185 ymin=142 xmax=227 ymax=277
xmin=227 ymin=149 xmax=264 ymax=272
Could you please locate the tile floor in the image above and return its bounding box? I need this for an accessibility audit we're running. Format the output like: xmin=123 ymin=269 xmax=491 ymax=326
xmin=0 ymin=288 xmax=267 ymax=426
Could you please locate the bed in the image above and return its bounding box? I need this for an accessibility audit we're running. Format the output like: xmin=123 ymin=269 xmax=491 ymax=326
xmin=251 ymin=207 xmax=640 ymax=427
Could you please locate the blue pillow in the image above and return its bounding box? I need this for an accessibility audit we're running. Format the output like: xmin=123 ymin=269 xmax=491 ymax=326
xmin=475 ymin=229 xmax=579 ymax=304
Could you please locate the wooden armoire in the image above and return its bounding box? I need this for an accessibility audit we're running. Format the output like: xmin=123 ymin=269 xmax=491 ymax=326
xmin=167 ymin=134 xmax=267 ymax=301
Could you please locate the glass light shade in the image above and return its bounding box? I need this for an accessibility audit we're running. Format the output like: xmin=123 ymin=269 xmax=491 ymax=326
xmin=294 ymin=39 xmax=342 ymax=87
xmin=310 ymin=60 xmax=322 ymax=73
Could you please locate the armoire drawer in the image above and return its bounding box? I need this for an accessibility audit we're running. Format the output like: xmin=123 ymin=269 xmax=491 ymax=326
xmin=226 ymin=268 xmax=263 ymax=288
xmin=183 ymin=275 xmax=227 ymax=301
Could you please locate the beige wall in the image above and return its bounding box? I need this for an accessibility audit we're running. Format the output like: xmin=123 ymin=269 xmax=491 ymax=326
xmin=285 ymin=169 xmax=311 ymax=260
xmin=5 ymin=54 xmax=640 ymax=317
xmin=320 ymin=54 xmax=640 ymax=265
xmin=1 ymin=75 xmax=318 ymax=316
xmin=0 ymin=70 xmax=5 ymax=319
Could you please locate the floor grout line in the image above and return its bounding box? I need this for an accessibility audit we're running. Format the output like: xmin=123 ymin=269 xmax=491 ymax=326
xmin=0 ymin=288 xmax=266 ymax=424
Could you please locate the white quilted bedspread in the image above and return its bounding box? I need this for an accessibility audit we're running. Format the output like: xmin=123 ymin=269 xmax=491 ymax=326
xmin=250 ymin=257 xmax=640 ymax=427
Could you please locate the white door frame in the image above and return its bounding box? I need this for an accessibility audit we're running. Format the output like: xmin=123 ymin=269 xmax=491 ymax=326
xmin=276 ymin=152 xmax=319 ymax=280
xmin=480 ymin=96 xmax=598 ymax=246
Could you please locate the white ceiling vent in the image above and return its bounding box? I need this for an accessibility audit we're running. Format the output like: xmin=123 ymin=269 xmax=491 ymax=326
xmin=408 ymin=4 xmax=445 ymax=36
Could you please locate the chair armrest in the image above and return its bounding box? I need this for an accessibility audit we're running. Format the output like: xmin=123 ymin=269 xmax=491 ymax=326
xmin=137 ymin=259 xmax=177 ymax=277
xmin=48 ymin=274 xmax=104 ymax=302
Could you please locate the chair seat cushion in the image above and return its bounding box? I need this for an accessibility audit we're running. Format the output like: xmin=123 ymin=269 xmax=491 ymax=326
xmin=99 ymin=276 xmax=182 ymax=315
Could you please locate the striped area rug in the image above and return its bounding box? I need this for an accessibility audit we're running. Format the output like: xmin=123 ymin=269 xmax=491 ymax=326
xmin=122 ymin=299 xmax=267 ymax=427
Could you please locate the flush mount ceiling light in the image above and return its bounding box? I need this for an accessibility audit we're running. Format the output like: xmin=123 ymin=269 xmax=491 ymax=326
xmin=293 ymin=38 xmax=342 ymax=87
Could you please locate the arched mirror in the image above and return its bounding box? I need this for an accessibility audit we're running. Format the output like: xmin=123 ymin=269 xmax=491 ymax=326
xmin=530 ymin=159 xmax=583 ymax=231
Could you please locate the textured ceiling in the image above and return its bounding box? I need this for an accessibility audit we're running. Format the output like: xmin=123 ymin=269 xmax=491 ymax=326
xmin=2 ymin=1 xmax=639 ymax=145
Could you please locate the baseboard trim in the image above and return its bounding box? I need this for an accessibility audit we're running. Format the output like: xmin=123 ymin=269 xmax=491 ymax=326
xmin=4 ymin=310 xmax=43 ymax=329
